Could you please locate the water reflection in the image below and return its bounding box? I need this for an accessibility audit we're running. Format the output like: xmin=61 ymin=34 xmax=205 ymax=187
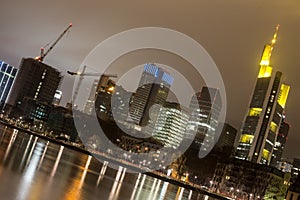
xmin=159 ymin=182 xmax=169 ymax=200
xmin=97 ymin=160 xmax=108 ymax=186
xmin=17 ymin=136 xmax=40 ymax=200
xmin=0 ymin=124 xmax=216 ymax=200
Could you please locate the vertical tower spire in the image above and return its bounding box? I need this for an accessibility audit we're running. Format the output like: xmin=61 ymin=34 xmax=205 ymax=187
xmin=271 ymin=24 xmax=280 ymax=46
xmin=258 ymin=24 xmax=280 ymax=77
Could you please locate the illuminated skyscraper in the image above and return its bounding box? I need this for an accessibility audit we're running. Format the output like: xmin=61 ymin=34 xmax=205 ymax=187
xmin=235 ymin=25 xmax=291 ymax=165
xmin=84 ymin=79 xmax=99 ymax=115
xmin=186 ymin=86 xmax=222 ymax=158
xmin=152 ymin=102 xmax=189 ymax=149
xmin=129 ymin=64 xmax=173 ymax=129
xmin=0 ymin=60 xmax=17 ymax=106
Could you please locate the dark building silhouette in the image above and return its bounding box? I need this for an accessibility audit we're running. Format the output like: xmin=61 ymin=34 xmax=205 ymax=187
xmin=186 ymin=86 xmax=222 ymax=158
xmin=292 ymin=158 xmax=300 ymax=183
xmin=7 ymin=58 xmax=62 ymax=120
xmin=215 ymin=123 xmax=237 ymax=156
xmin=286 ymin=175 xmax=300 ymax=200
xmin=46 ymin=105 xmax=78 ymax=142
xmin=270 ymin=120 xmax=290 ymax=167
xmin=184 ymin=123 xmax=235 ymax=186
xmin=9 ymin=58 xmax=61 ymax=106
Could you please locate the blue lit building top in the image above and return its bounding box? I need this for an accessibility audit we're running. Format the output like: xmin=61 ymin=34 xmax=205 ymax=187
xmin=143 ymin=63 xmax=173 ymax=85
xmin=162 ymin=72 xmax=174 ymax=85
xmin=144 ymin=63 xmax=159 ymax=76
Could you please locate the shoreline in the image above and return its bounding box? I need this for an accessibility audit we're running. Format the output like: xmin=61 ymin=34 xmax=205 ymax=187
xmin=0 ymin=120 xmax=229 ymax=200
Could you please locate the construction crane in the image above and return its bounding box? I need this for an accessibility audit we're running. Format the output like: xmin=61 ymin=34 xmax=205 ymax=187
xmin=35 ymin=23 xmax=73 ymax=62
xmin=67 ymin=71 xmax=117 ymax=77
xmin=67 ymin=65 xmax=118 ymax=105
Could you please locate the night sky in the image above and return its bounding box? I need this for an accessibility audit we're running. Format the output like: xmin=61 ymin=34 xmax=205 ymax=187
xmin=1 ymin=0 xmax=300 ymax=159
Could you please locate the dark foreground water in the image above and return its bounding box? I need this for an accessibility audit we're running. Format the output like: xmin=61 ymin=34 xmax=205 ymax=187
xmin=0 ymin=124 xmax=214 ymax=200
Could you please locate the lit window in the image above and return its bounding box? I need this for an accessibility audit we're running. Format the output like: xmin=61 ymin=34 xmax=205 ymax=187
xmin=248 ymin=108 xmax=262 ymax=117
xmin=240 ymin=134 xmax=254 ymax=144
xmin=262 ymin=149 xmax=270 ymax=160
xmin=270 ymin=121 xmax=277 ymax=133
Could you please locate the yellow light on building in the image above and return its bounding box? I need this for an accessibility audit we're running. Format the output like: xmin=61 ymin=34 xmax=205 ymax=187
xmin=240 ymin=134 xmax=254 ymax=144
xmin=277 ymin=84 xmax=290 ymax=108
xmin=248 ymin=108 xmax=262 ymax=116
xmin=258 ymin=65 xmax=273 ymax=78
xmin=259 ymin=45 xmax=273 ymax=67
xmin=107 ymin=86 xmax=115 ymax=92
xmin=270 ymin=121 xmax=278 ymax=133
xmin=258 ymin=25 xmax=279 ymax=76
xmin=262 ymin=149 xmax=270 ymax=160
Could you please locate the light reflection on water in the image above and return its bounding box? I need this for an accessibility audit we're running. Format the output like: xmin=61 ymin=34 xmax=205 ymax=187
xmin=0 ymin=124 xmax=215 ymax=200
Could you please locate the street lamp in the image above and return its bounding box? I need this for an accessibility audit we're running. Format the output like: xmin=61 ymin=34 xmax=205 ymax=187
xmin=167 ymin=168 xmax=173 ymax=176
xmin=209 ymin=180 xmax=213 ymax=191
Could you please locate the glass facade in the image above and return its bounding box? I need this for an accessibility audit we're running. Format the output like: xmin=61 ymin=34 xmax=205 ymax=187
xmin=152 ymin=102 xmax=189 ymax=149
xmin=0 ymin=60 xmax=17 ymax=104
xmin=186 ymin=87 xmax=222 ymax=158
xmin=129 ymin=64 xmax=173 ymax=131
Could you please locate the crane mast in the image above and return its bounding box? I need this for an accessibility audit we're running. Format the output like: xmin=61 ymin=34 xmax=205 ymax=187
xmin=36 ymin=23 xmax=72 ymax=62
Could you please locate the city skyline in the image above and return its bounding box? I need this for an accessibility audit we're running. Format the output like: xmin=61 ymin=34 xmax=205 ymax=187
xmin=1 ymin=1 xmax=300 ymax=159
xmin=235 ymin=26 xmax=290 ymax=165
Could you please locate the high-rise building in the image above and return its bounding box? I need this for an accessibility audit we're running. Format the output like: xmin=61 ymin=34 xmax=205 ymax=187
xmin=129 ymin=64 xmax=173 ymax=129
xmin=7 ymin=58 xmax=62 ymax=119
xmin=95 ymin=80 xmax=132 ymax=123
xmin=0 ymin=60 xmax=18 ymax=106
xmin=52 ymin=90 xmax=62 ymax=106
xmin=270 ymin=120 xmax=290 ymax=167
xmin=95 ymin=78 xmax=116 ymax=120
xmin=152 ymin=102 xmax=189 ymax=149
xmin=111 ymin=85 xmax=132 ymax=122
xmin=8 ymin=58 xmax=62 ymax=106
xmin=292 ymin=158 xmax=300 ymax=182
xmin=215 ymin=123 xmax=237 ymax=155
xmin=186 ymin=86 xmax=222 ymax=158
xmin=235 ymin=25 xmax=291 ymax=165
xmin=84 ymin=79 xmax=99 ymax=115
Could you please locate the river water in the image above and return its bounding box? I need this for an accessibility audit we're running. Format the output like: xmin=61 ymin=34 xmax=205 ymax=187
xmin=0 ymin=124 xmax=214 ymax=200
